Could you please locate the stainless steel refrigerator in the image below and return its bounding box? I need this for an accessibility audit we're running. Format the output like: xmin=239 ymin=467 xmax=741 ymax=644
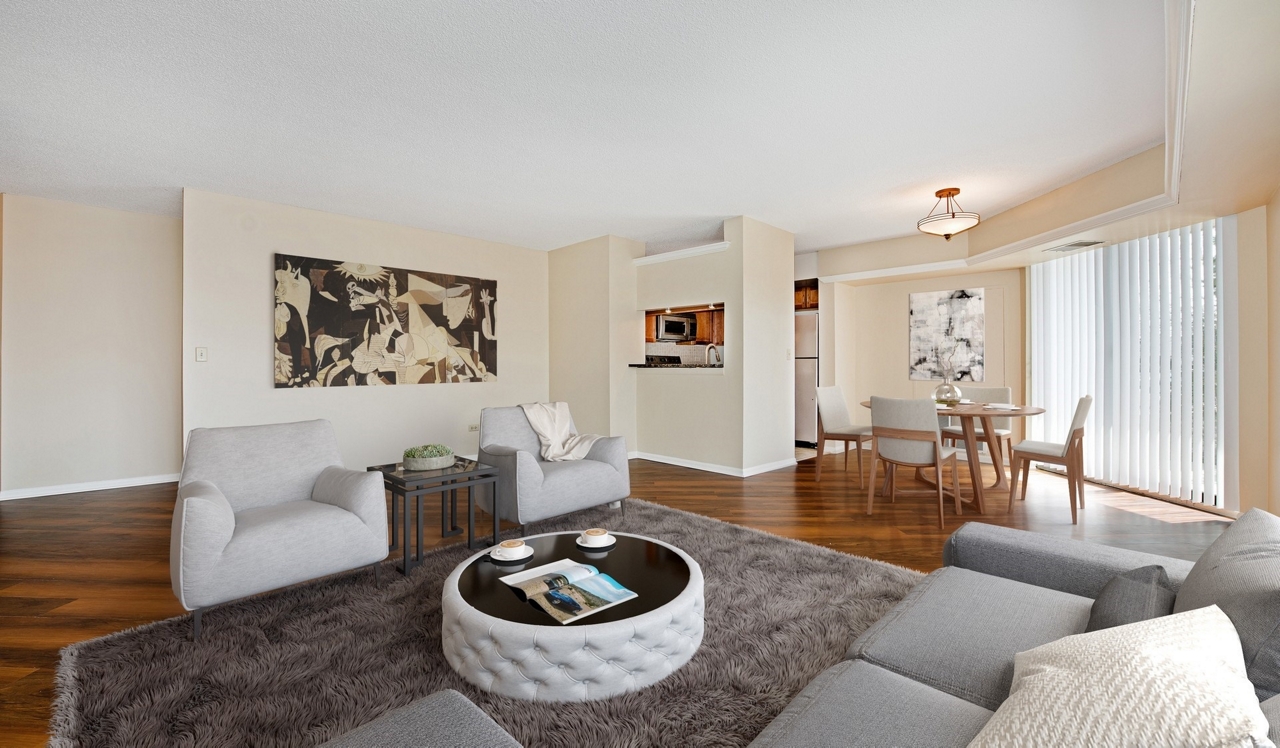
xmin=795 ymin=311 xmax=819 ymax=444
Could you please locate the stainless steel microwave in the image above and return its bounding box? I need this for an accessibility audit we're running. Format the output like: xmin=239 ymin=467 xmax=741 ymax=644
xmin=656 ymin=314 xmax=696 ymax=341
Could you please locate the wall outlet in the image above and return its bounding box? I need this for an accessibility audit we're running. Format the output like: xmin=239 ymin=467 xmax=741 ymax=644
xmin=468 ymin=424 xmax=480 ymax=432
xmin=195 ymin=347 xmax=209 ymax=362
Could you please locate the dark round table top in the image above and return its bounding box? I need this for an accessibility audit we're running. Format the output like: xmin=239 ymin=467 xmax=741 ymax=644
xmin=455 ymin=532 xmax=691 ymax=627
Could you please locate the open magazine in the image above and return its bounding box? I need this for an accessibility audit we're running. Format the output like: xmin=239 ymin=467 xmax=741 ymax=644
xmin=500 ymin=559 xmax=637 ymax=624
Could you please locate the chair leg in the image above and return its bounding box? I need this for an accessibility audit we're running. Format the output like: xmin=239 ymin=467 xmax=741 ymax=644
xmin=866 ymin=442 xmax=879 ymax=516
xmin=520 ymin=524 xmax=528 ymax=538
xmin=814 ymin=432 xmax=826 ymax=483
xmin=1075 ymin=451 xmax=1085 ymax=509
xmin=1007 ymin=455 xmax=1020 ymax=514
xmin=621 ymin=498 xmax=626 ymax=518
xmin=373 ymin=562 xmax=381 ymax=588
xmin=888 ymin=465 xmax=898 ymax=504
xmin=934 ymin=455 xmax=946 ymax=530
xmin=193 ymin=608 xmax=203 ymax=642
xmin=1020 ymin=459 xmax=1032 ymax=503
xmin=855 ymin=439 xmax=865 ymax=489
xmin=951 ymin=456 xmax=962 ymax=515
xmin=843 ymin=441 xmax=849 ymax=471
xmin=1066 ymin=460 xmax=1079 ymax=525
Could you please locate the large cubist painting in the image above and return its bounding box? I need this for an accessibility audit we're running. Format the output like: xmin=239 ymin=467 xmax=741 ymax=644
xmin=908 ymin=288 xmax=984 ymax=382
xmin=273 ymin=253 xmax=497 ymax=387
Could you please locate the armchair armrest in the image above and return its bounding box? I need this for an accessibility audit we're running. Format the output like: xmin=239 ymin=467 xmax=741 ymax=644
xmin=479 ymin=444 xmax=545 ymax=524
xmin=170 ymin=480 xmax=236 ymax=609
xmin=479 ymin=445 xmax=544 ymax=487
xmin=585 ymin=436 xmax=630 ymax=488
xmin=312 ymin=466 xmax=389 ymax=537
xmin=942 ymin=522 xmax=1195 ymax=599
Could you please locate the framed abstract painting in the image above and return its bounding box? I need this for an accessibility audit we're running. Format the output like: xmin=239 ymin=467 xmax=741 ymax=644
xmin=274 ymin=253 xmax=497 ymax=387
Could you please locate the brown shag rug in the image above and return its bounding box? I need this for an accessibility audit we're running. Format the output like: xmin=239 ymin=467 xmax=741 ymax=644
xmin=50 ymin=499 xmax=922 ymax=747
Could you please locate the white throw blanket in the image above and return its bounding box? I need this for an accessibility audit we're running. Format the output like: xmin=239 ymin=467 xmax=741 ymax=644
xmin=519 ymin=402 xmax=602 ymax=461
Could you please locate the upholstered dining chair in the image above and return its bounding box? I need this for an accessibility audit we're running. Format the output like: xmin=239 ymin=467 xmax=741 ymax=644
xmin=171 ymin=420 xmax=389 ymax=640
xmin=940 ymin=385 xmax=1014 ymax=476
xmin=866 ymin=397 xmax=963 ymax=529
xmin=1008 ymin=395 xmax=1094 ymax=524
xmin=814 ymin=386 xmax=873 ymax=486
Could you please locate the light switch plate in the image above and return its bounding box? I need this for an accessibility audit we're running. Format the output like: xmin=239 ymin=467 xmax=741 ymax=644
xmin=195 ymin=347 xmax=209 ymax=362
xmin=468 ymin=424 xmax=480 ymax=432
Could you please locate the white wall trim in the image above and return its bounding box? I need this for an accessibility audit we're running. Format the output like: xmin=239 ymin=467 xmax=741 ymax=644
xmin=1221 ymin=214 xmax=1240 ymax=513
xmin=633 ymin=241 xmax=730 ymax=266
xmin=965 ymin=192 xmax=1179 ymax=267
xmin=1165 ymin=0 xmax=1195 ymax=203
xmin=818 ymin=259 xmax=968 ymax=284
xmin=0 ymin=473 xmax=180 ymax=502
xmin=629 ymin=451 xmax=796 ymax=478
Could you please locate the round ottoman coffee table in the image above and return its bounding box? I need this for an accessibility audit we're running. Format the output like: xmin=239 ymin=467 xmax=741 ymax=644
xmin=441 ymin=531 xmax=704 ymax=702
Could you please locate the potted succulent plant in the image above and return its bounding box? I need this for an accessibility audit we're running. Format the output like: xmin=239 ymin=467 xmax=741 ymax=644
xmin=403 ymin=444 xmax=455 ymax=471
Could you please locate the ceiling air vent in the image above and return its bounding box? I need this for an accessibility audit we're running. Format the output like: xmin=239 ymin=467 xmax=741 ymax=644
xmin=1044 ymin=240 xmax=1106 ymax=253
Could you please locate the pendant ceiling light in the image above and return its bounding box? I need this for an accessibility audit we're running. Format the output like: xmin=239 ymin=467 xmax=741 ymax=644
xmin=917 ymin=188 xmax=980 ymax=241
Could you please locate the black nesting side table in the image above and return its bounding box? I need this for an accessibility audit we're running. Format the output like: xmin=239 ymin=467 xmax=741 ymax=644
xmin=367 ymin=459 xmax=500 ymax=574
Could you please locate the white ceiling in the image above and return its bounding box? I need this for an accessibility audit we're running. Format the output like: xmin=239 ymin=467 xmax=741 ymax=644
xmin=0 ymin=1 xmax=1165 ymax=252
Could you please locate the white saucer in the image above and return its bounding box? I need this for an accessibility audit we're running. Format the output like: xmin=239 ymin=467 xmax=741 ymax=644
xmin=489 ymin=544 xmax=535 ymax=565
xmin=576 ymin=533 xmax=617 ymax=552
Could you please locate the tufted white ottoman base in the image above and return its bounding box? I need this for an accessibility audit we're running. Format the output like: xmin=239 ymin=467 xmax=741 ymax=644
xmin=442 ymin=533 xmax=704 ymax=702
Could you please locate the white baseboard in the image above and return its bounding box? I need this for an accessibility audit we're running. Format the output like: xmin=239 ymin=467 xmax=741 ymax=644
xmin=629 ymin=452 xmax=797 ymax=478
xmin=0 ymin=473 xmax=181 ymax=502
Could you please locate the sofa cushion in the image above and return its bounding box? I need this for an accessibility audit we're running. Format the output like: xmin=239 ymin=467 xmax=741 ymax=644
xmin=847 ymin=566 xmax=1091 ymax=710
xmin=1175 ymin=509 xmax=1280 ymax=699
xmin=942 ymin=522 xmax=1195 ymax=598
xmin=183 ymin=500 xmax=385 ymax=608
xmin=748 ymin=660 xmax=991 ymax=748
xmin=319 ymin=689 xmax=522 ymax=748
xmin=1085 ymin=565 xmax=1176 ymax=632
xmin=969 ymin=606 xmax=1271 ymax=748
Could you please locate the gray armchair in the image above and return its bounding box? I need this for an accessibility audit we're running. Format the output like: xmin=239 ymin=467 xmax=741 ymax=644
xmin=170 ymin=419 xmax=388 ymax=637
xmin=477 ymin=406 xmax=629 ymax=526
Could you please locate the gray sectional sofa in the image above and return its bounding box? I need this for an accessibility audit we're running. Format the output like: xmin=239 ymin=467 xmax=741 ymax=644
xmin=325 ymin=515 xmax=1280 ymax=746
xmin=751 ymin=517 xmax=1280 ymax=747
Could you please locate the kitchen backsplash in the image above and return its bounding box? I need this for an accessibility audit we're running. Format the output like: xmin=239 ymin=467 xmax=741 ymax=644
xmin=645 ymin=342 xmax=725 ymax=365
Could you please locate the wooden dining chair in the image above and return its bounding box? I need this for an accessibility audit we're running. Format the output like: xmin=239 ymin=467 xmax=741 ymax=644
xmin=815 ymin=386 xmax=873 ymax=486
xmin=1008 ymin=395 xmax=1093 ymax=524
xmin=866 ymin=397 xmax=962 ymax=529
xmin=940 ymin=385 xmax=1013 ymax=478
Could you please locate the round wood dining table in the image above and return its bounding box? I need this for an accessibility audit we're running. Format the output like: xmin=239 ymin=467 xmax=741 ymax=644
xmin=859 ymin=401 xmax=1045 ymax=514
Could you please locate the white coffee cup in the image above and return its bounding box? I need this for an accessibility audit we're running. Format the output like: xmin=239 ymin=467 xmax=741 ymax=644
xmin=577 ymin=528 xmax=614 ymax=548
xmin=492 ymin=539 xmax=529 ymax=560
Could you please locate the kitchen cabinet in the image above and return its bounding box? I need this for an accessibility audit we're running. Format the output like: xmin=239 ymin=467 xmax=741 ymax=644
xmin=794 ymin=280 xmax=819 ymax=310
xmin=645 ymin=312 xmax=658 ymax=343
xmin=693 ymin=310 xmax=725 ymax=345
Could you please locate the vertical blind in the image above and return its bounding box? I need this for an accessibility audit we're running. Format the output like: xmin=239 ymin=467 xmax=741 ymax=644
xmin=1028 ymin=219 xmax=1226 ymax=506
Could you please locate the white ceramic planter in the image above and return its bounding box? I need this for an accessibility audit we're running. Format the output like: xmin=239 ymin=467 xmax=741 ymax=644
xmin=404 ymin=455 xmax=455 ymax=471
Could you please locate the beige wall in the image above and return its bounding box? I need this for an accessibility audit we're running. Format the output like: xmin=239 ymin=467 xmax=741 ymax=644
xmin=1233 ymin=208 xmax=1268 ymax=513
xmin=636 ymin=235 xmax=744 ymax=469
xmin=548 ymin=235 xmax=643 ymax=448
xmin=607 ymin=236 xmax=644 ymax=449
xmin=834 ymin=269 xmax=1026 ymax=440
xmin=739 ymin=217 xmax=796 ymax=469
xmin=182 ymin=190 xmax=549 ymax=470
xmin=634 ymin=217 xmax=794 ymax=474
xmin=1270 ymin=188 xmax=1280 ymax=514
xmin=549 ymin=237 xmax=611 ymax=436
xmin=0 ymin=194 xmax=183 ymax=493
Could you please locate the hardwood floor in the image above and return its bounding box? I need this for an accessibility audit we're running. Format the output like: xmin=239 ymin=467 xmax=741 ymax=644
xmin=0 ymin=454 xmax=1229 ymax=744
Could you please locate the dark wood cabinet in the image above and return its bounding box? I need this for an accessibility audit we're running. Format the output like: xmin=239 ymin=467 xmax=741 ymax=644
xmin=645 ymin=312 xmax=658 ymax=343
xmin=795 ymin=280 xmax=819 ymax=310
xmin=692 ymin=310 xmax=725 ymax=345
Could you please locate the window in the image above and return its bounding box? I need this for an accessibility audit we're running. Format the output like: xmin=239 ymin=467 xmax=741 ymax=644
xmin=1028 ymin=219 xmax=1229 ymax=506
